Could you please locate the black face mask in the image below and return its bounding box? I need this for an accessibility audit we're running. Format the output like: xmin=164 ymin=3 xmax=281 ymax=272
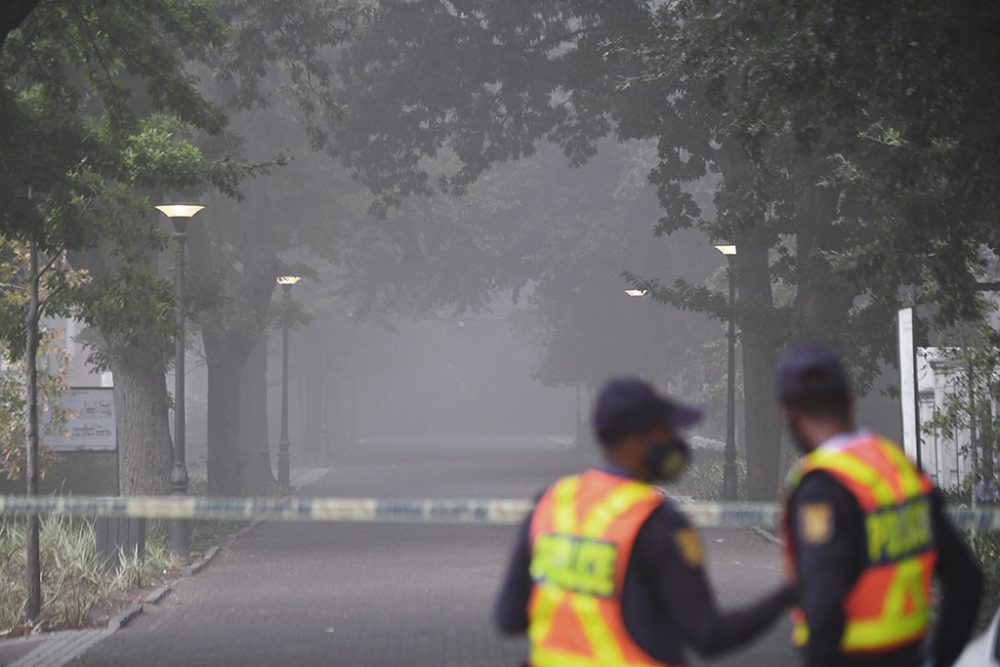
xmin=644 ymin=438 xmax=691 ymax=482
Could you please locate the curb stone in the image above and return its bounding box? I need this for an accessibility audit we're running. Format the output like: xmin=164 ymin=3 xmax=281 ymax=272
xmin=143 ymin=586 xmax=170 ymax=605
xmin=107 ymin=604 xmax=143 ymax=633
xmin=184 ymin=546 xmax=220 ymax=577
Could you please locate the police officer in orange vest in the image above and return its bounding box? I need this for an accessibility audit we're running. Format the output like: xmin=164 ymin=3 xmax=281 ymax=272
xmin=778 ymin=343 xmax=983 ymax=667
xmin=495 ymin=377 xmax=794 ymax=666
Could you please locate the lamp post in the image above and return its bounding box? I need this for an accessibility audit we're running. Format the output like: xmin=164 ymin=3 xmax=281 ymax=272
xmin=714 ymin=244 xmax=738 ymax=501
xmin=276 ymin=276 xmax=301 ymax=491
xmin=155 ymin=204 xmax=204 ymax=558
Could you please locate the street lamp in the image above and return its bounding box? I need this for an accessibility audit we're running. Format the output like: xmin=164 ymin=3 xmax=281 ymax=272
xmin=714 ymin=243 xmax=738 ymax=501
xmin=155 ymin=203 xmax=204 ymax=557
xmin=625 ymin=289 xmax=648 ymax=297
xmin=276 ymin=275 xmax=301 ymax=491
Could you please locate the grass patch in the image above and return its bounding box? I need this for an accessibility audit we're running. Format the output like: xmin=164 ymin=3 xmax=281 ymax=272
xmin=0 ymin=515 xmax=179 ymax=632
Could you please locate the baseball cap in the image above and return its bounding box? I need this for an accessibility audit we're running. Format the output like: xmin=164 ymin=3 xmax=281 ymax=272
xmin=593 ymin=377 xmax=702 ymax=445
xmin=776 ymin=342 xmax=851 ymax=405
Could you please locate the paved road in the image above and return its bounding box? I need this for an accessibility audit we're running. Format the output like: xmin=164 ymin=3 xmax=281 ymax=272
xmin=71 ymin=437 xmax=794 ymax=667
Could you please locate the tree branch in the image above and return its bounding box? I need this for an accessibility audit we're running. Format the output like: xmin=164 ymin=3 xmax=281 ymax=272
xmin=38 ymin=252 xmax=60 ymax=278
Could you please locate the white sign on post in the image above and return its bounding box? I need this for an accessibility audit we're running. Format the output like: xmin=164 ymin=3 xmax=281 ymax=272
xmin=898 ymin=308 xmax=919 ymax=463
xmin=42 ymin=387 xmax=116 ymax=451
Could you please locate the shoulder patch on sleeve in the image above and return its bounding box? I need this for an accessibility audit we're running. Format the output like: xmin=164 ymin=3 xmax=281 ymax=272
xmin=674 ymin=527 xmax=704 ymax=567
xmin=799 ymin=502 xmax=834 ymax=545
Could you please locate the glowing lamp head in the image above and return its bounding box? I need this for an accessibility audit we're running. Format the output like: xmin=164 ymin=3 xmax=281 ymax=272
xmin=155 ymin=204 xmax=205 ymax=219
xmin=625 ymin=289 xmax=648 ymax=298
xmin=277 ymin=276 xmax=302 ymax=286
xmin=714 ymin=244 xmax=737 ymax=256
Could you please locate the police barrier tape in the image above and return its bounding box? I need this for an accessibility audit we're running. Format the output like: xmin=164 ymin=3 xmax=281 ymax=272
xmin=2 ymin=495 xmax=1000 ymax=531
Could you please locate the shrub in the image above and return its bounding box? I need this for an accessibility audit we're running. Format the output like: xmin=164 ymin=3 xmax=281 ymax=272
xmin=0 ymin=515 xmax=179 ymax=631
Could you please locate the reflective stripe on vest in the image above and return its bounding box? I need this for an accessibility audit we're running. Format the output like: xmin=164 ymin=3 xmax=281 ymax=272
xmin=783 ymin=436 xmax=937 ymax=654
xmin=528 ymin=470 xmax=680 ymax=667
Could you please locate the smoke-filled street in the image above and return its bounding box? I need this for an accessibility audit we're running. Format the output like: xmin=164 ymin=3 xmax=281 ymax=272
xmin=4 ymin=2 xmax=999 ymax=664
xmin=69 ymin=438 xmax=792 ymax=667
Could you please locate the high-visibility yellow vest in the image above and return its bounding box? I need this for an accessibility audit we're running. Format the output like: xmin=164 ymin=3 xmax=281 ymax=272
xmin=783 ymin=435 xmax=937 ymax=654
xmin=527 ymin=469 xmax=682 ymax=667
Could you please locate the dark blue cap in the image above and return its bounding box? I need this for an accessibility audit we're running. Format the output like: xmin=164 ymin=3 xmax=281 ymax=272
xmin=777 ymin=342 xmax=851 ymax=404
xmin=593 ymin=377 xmax=702 ymax=444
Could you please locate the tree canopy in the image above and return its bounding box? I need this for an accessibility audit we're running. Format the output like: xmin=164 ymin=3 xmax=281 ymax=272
xmin=320 ymin=0 xmax=1000 ymax=497
xmin=2 ymin=0 xmax=999 ymax=502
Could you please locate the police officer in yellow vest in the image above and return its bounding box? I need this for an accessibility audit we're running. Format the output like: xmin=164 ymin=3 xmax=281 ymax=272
xmin=778 ymin=343 xmax=983 ymax=667
xmin=495 ymin=377 xmax=794 ymax=666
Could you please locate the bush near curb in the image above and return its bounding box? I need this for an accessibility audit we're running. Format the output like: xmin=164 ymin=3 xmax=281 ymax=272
xmin=0 ymin=515 xmax=178 ymax=632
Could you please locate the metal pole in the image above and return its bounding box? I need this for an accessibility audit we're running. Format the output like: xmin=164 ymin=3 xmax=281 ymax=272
xmin=723 ymin=257 xmax=738 ymax=501
xmin=277 ymin=285 xmax=292 ymax=491
xmin=25 ymin=238 xmax=41 ymax=618
xmin=170 ymin=220 xmax=190 ymax=557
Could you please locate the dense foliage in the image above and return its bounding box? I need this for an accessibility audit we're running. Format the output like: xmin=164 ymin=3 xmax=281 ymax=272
xmin=1 ymin=0 xmax=998 ymax=505
xmin=327 ymin=0 xmax=1000 ymax=497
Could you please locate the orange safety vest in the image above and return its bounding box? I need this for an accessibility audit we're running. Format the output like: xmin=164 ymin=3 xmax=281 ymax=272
xmin=527 ymin=469 xmax=681 ymax=667
xmin=783 ymin=434 xmax=938 ymax=654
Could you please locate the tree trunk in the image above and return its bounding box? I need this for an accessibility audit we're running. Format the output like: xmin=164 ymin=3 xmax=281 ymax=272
xmin=204 ymin=331 xmax=245 ymax=496
xmin=239 ymin=333 xmax=272 ymax=494
xmin=790 ymin=160 xmax=856 ymax=353
xmin=300 ymin=323 xmax=324 ymax=466
xmin=715 ymin=141 xmax=785 ymax=501
xmin=187 ymin=188 xmax=278 ymax=496
xmin=67 ymin=196 xmax=176 ymax=499
xmin=110 ymin=351 xmax=173 ymax=496
xmin=738 ymin=226 xmax=785 ymax=501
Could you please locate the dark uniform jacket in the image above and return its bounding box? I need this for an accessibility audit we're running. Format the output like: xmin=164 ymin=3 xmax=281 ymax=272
xmin=787 ymin=449 xmax=983 ymax=667
xmin=495 ymin=463 xmax=793 ymax=665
